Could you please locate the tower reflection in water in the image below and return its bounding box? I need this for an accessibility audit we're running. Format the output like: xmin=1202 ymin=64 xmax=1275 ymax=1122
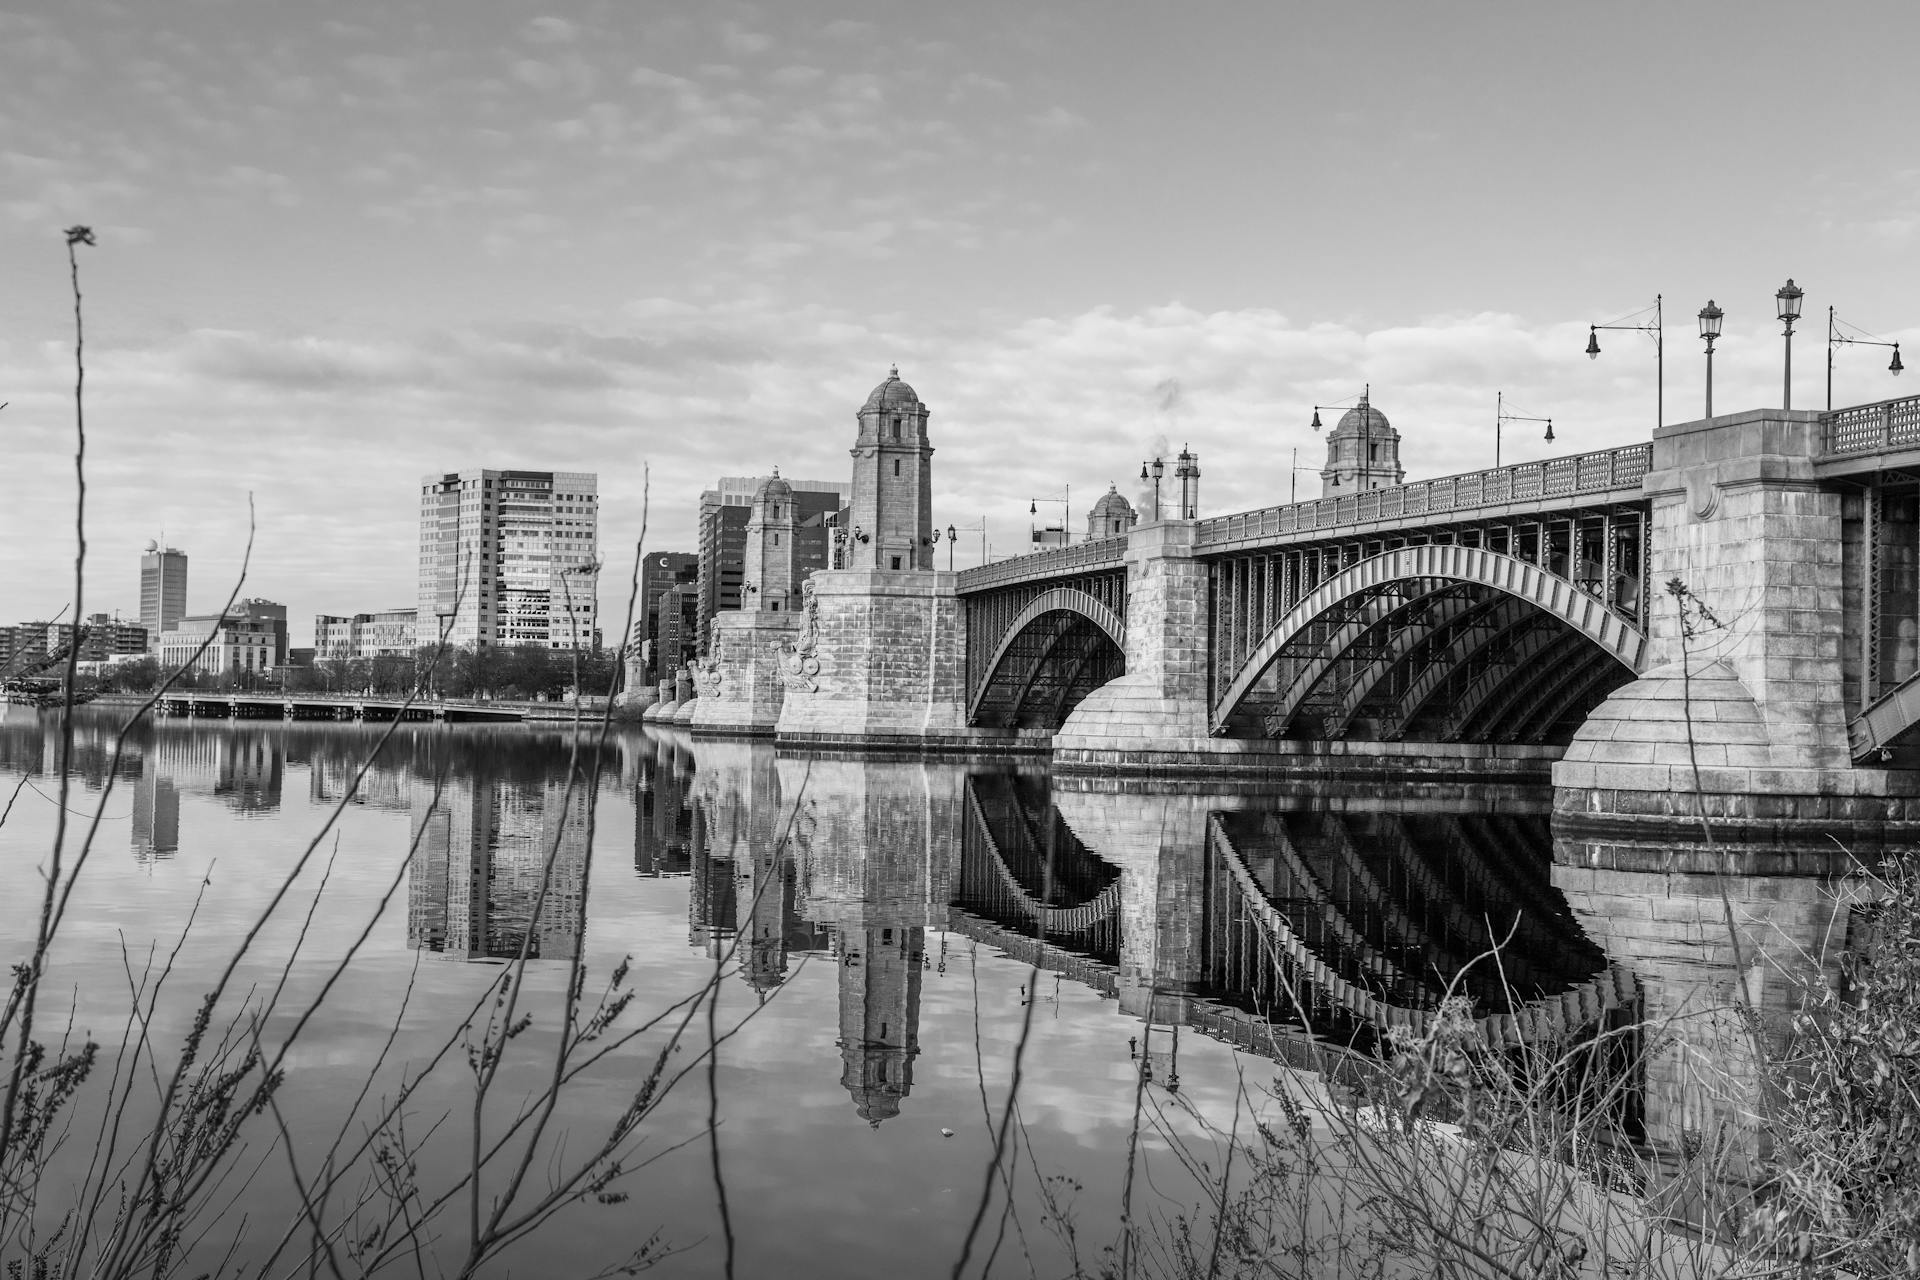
xmin=683 ymin=743 xmax=957 ymax=1125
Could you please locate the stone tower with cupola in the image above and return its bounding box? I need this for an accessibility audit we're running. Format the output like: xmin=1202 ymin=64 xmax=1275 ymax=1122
xmin=1086 ymin=483 xmax=1138 ymax=538
xmin=743 ymin=471 xmax=797 ymax=612
xmin=774 ymin=366 xmax=967 ymax=743
xmin=849 ymin=366 xmax=934 ymax=572
xmin=1318 ymin=397 xmax=1405 ymax=497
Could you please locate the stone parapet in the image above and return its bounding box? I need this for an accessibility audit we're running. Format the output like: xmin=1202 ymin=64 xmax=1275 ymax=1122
xmin=774 ymin=568 xmax=967 ymax=743
xmin=691 ymin=610 xmax=800 ymax=736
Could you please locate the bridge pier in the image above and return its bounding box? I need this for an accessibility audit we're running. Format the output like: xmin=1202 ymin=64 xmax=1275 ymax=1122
xmin=774 ymin=569 xmax=969 ymax=747
xmin=1554 ymin=410 xmax=1920 ymax=834
xmin=1052 ymin=522 xmax=1214 ymax=767
xmin=691 ymin=611 xmax=799 ymax=736
xmin=1051 ymin=785 xmax=1211 ymax=1022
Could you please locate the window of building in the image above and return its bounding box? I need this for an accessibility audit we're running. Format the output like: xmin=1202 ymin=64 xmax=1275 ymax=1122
xmin=891 ymin=417 xmax=901 ymax=438
xmin=893 ymin=459 xmax=900 ymax=477
xmin=890 ymin=555 xmax=901 ymax=570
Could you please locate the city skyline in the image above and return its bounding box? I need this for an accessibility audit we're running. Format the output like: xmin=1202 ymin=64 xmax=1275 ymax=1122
xmin=3 ymin=3 xmax=1916 ymax=639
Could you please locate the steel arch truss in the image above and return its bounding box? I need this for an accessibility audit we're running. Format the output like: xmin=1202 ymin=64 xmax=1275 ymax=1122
xmin=967 ymin=585 xmax=1127 ymax=728
xmin=1211 ymin=545 xmax=1646 ymax=743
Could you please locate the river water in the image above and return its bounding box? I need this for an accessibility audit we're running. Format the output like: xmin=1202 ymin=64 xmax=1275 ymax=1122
xmin=0 ymin=706 xmax=1880 ymax=1278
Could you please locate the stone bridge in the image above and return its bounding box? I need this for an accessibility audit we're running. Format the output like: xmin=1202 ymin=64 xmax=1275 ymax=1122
xmin=961 ymin=442 xmax=1655 ymax=747
xmin=947 ymin=400 xmax=1920 ymax=829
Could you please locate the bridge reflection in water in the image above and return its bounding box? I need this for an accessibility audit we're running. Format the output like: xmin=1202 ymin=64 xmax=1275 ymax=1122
xmin=628 ymin=736 xmax=1670 ymax=1143
xmin=617 ymin=728 xmax=1880 ymax=1205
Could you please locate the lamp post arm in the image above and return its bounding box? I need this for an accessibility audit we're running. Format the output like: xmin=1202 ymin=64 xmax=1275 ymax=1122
xmin=1588 ymin=294 xmax=1662 ymax=430
xmin=1828 ymin=309 xmax=1906 ymax=409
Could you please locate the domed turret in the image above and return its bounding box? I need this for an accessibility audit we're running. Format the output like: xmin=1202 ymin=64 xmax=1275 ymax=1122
xmin=1086 ymin=483 xmax=1138 ymax=538
xmin=862 ymin=364 xmax=924 ymax=412
xmin=1318 ymin=395 xmax=1404 ymax=497
xmin=750 ymin=470 xmax=794 ymax=508
xmin=744 ymin=467 xmax=798 ymax=611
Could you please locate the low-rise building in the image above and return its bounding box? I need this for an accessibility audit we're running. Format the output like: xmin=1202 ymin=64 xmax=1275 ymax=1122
xmin=158 ymin=615 xmax=279 ymax=676
xmin=1 ymin=616 xmax=148 ymax=670
xmin=314 ymin=608 xmax=419 ymax=659
xmin=231 ymin=598 xmax=290 ymax=664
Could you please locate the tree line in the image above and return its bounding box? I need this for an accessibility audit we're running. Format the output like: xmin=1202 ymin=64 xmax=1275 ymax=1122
xmin=86 ymin=644 xmax=625 ymax=702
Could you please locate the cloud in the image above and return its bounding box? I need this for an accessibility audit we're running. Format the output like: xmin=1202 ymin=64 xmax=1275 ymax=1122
xmin=211 ymin=165 xmax=299 ymax=207
xmin=511 ymin=54 xmax=596 ymax=96
xmin=770 ymin=64 xmax=824 ymax=88
xmin=721 ymin=21 xmax=772 ymax=56
xmin=523 ymin=16 xmax=579 ymax=44
xmin=1029 ymin=105 xmax=1089 ymax=136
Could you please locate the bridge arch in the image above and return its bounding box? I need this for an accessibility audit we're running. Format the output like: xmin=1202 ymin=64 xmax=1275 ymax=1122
xmin=967 ymin=587 xmax=1126 ymax=728
xmin=1211 ymin=545 xmax=1647 ymax=737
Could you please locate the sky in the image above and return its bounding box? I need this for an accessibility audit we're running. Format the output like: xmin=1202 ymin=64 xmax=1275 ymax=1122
xmin=4 ymin=1 xmax=1917 ymax=646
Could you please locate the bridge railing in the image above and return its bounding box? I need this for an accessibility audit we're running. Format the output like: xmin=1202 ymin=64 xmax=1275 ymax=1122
xmin=1194 ymin=443 xmax=1653 ymax=547
xmin=956 ymin=534 xmax=1129 ymax=593
xmin=1823 ymin=393 xmax=1920 ymax=455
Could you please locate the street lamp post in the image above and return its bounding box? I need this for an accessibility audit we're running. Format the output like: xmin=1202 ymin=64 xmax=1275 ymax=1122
xmin=1585 ymin=294 xmax=1663 ymax=431
xmin=944 ymin=523 xmax=957 ymax=571
xmin=1495 ymin=391 xmax=1554 ymax=467
xmin=1827 ymin=306 xmax=1905 ymax=409
xmin=1286 ymin=446 xmax=1319 ymax=503
xmin=1698 ymin=300 xmax=1724 ymax=418
xmin=1138 ymin=457 xmax=1164 ymax=521
xmin=1311 ymin=386 xmax=1373 ymax=490
xmin=1173 ymin=446 xmax=1200 ymax=519
xmin=1029 ymin=487 xmax=1070 ymax=546
xmin=1776 ymin=278 xmax=1804 ymax=410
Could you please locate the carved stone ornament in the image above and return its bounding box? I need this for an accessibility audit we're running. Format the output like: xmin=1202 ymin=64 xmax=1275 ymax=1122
xmin=695 ymin=658 xmax=724 ymax=699
xmin=773 ymin=579 xmax=823 ymax=693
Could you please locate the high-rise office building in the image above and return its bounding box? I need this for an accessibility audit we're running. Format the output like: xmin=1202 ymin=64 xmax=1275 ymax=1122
xmin=417 ymin=469 xmax=598 ymax=649
xmin=635 ymin=552 xmax=699 ymax=683
xmin=139 ymin=542 xmax=188 ymax=653
xmin=695 ymin=475 xmax=841 ymax=653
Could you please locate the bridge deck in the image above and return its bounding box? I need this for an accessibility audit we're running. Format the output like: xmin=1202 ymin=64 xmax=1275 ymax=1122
xmin=1194 ymin=444 xmax=1652 ymax=553
xmin=957 ymin=445 xmax=1654 ymax=595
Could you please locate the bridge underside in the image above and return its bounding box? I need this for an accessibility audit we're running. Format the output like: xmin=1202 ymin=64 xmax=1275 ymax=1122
xmin=960 ymin=776 xmax=1123 ymax=959
xmin=1219 ymin=576 xmax=1638 ymax=746
xmin=969 ymin=609 xmax=1125 ymax=730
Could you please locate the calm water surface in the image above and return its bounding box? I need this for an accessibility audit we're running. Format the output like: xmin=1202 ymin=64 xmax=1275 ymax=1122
xmin=0 ymin=705 xmax=1868 ymax=1277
